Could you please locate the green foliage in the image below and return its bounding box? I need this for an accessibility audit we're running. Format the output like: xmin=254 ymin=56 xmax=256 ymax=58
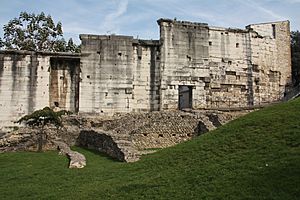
xmin=1 ymin=11 xmax=80 ymax=52
xmin=291 ymin=31 xmax=300 ymax=85
xmin=2 ymin=99 xmax=300 ymax=199
xmin=0 ymin=37 xmax=3 ymax=48
xmin=66 ymin=38 xmax=81 ymax=53
xmin=16 ymin=107 xmax=70 ymax=128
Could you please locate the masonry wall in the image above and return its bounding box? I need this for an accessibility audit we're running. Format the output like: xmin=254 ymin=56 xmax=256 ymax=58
xmin=249 ymin=21 xmax=292 ymax=104
xmin=132 ymin=40 xmax=161 ymax=112
xmin=158 ymin=19 xmax=291 ymax=109
xmin=79 ymin=35 xmax=160 ymax=114
xmin=49 ymin=57 xmax=80 ymax=112
xmin=0 ymin=19 xmax=292 ymax=126
xmin=0 ymin=51 xmax=80 ymax=126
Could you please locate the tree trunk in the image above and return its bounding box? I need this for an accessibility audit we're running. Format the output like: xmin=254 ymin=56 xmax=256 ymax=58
xmin=37 ymin=125 xmax=45 ymax=152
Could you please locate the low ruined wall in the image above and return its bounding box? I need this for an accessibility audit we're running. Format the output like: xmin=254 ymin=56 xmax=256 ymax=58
xmin=90 ymin=110 xmax=246 ymax=150
xmin=0 ymin=110 xmax=249 ymax=162
xmin=77 ymin=130 xmax=125 ymax=161
xmin=100 ymin=112 xmax=200 ymax=149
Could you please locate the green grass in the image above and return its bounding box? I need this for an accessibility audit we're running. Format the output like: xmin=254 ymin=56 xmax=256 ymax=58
xmin=1 ymin=99 xmax=300 ymax=200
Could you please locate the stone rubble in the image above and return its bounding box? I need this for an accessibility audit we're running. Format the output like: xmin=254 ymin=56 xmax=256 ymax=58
xmin=0 ymin=110 xmax=250 ymax=162
xmin=54 ymin=140 xmax=86 ymax=169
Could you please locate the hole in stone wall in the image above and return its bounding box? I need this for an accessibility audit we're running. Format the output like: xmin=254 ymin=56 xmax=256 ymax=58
xmin=226 ymin=71 xmax=236 ymax=76
xmin=187 ymin=133 xmax=191 ymax=137
xmin=60 ymin=76 xmax=64 ymax=80
xmin=138 ymin=56 xmax=142 ymax=60
xmin=241 ymin=85 xmax=246 ymax=92
xmin=253 ymin=64 xmax=259 ymax=72
xmin=172 ymin=134 xmax=176 ymax=136
xmin=272 ymin=24 xmax=276 ymax=38
xmin=54 ymin=102 xmax=59 ymax=107
xmin=236 ymin=43 xmax=239 ymax=48
xmin=158 ymin=134 xmax=163 ymax=137
xmin=143 ymin=133 xmax=148 ymax=136
xmin=118 ymin=52 xmax=122 ymax=56
xmin=228 ymin=61 xmax=232 ymax=65
xmin=87 ymin=75 xmax=90 ymax=79
xmin=209 ymin=41 xmax=212 ymax=46
xmin=186 ymin=55 xmax=191 ymax=61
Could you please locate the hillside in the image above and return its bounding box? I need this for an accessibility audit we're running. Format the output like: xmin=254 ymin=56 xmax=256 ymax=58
xmin=0 ymin=99 xmax=300 ymax=199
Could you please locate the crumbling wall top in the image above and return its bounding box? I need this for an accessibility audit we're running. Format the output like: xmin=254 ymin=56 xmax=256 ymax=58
xmin=132 ymin=39 xmax=160 ymax=47
xmin=0 ymin=49 xmax=81 ymax=58
xmin=157 ymin=18 xmax=208 ymax=27
xmin=79 ymin=34 xmax=133 ymax=41
xmin=246 ymin=20 xmax=290 ymax=29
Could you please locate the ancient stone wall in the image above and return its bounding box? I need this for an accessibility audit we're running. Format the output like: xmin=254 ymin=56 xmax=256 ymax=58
xmin=49 ymin=57 xmax=80 ymax=112
xmin=79 ymin=35 xmax=160 ymax=115
xmin=0 ymin=50 xmax=80 ymax=126
xmin=158 ymin=19 xmax=291 ymax=110
xmin=248 ymin=21 xmax=292 ymax=104
xmin=132 ymin=40 xmax=161 ymax=112
xmin=0 ymin=19 xmax=292 ymax=126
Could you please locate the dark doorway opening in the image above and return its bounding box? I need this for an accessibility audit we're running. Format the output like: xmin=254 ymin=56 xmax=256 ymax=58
xmin=178 ymin=85 xmax=193 ymax=110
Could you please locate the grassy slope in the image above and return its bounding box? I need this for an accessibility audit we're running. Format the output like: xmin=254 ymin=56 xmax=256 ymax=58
xmin=1 ymin=99 xmax=300 ymax=200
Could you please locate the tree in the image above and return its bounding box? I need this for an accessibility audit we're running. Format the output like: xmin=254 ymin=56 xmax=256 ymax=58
xmin=16 ymin=107 xmax=70 ymax=151
xmin=66 ymin=38 xmax=81 ymax=53
xmin=291 ymin=31 xmax=300 ymax=86
xmin=1 ymin=11 xmax=80 ymax=52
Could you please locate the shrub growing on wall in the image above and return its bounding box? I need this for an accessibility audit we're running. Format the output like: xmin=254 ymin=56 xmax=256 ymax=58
xmin=16 ymin=107 xmax=71 ymax=151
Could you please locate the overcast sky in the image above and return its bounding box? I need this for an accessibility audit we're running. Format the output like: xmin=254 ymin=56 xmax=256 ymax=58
xmin=0 ymin=0 xmax=299 ymax=44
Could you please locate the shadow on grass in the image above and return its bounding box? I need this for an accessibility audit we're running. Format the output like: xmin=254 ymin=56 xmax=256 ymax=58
xmin=72 ymin=145 xmax=121 ymax=162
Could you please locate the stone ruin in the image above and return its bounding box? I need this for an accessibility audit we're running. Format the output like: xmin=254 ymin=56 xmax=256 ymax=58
xmin=0 ymin=18 xmax=293 ymax=164
xmin=0 ymin=18 xmax=292 ymax=127
xmin=0 ymin=109 xmax=249 ymax=162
